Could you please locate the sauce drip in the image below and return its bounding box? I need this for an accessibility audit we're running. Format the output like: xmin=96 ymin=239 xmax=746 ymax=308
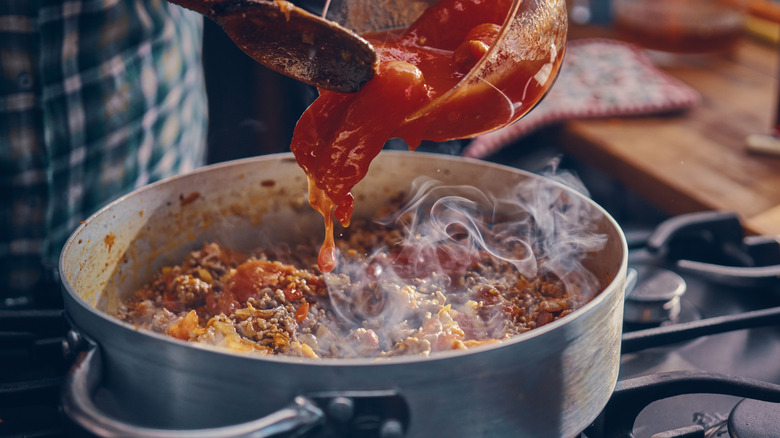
xmin=290 ymin=0 xmax=562 ymax=272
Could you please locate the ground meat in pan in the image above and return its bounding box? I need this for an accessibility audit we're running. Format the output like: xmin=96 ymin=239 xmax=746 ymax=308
xmin=116 ymin=214 xmax=592 ymax=359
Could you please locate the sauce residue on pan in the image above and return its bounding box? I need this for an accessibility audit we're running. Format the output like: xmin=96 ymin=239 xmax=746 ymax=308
xmin=104 ymin=233 xmax=116 ymax=253
xmin=290 ymin=0 xmax=563 ymax=272
xmin=179 ymin=192 xmax=202 ymax=207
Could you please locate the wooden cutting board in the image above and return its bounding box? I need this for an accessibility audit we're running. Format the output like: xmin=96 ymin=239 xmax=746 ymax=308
xmin=559 ymin=27 xmax=780 ymax=237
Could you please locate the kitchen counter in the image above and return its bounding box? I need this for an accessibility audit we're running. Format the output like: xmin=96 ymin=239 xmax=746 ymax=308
xmin=557 ymin=27 xmax=780 ymax=237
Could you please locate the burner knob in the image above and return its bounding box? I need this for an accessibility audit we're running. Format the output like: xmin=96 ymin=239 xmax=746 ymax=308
xmin=624 ymin=265 xmax=686 ymax=326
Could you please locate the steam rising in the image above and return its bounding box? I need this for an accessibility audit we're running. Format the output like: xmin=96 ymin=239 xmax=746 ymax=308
xmin=325 ymin=166 xmax=608 ymax=346
xmin=115 ymin=161 xmax=612 ymax=359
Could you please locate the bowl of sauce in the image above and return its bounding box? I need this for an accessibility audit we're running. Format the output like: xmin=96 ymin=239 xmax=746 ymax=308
xmin=289 ymin=0 xmax=569 ymax=271
xmin=326 ymin=0 xmax=568 ymax=140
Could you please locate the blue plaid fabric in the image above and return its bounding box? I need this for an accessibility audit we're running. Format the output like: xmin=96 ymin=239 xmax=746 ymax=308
xmin=1 ymin=0 xmax=207 ymax=306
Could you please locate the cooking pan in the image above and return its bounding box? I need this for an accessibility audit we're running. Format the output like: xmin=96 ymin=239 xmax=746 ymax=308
xmin=59 ymin=151 xmax=627 ymax=437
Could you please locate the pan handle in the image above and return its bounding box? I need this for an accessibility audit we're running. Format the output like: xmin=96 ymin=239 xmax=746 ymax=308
xmin=62 ymin=338 xmax=324 ymax=437
xmin=62 ymin=335 xmax=410 ymax=437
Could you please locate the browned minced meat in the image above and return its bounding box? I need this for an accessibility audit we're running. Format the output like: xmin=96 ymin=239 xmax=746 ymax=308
xmin=116 ymin=216 xmax=589 ymax=359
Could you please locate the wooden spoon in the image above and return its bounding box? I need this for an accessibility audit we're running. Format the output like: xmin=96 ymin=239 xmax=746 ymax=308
xmin=168 ymin=0 xmax=378 ymax=92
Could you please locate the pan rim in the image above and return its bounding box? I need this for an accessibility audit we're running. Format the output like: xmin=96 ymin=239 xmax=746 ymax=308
xmin=60 ymin=150 xmax=628 ymax=367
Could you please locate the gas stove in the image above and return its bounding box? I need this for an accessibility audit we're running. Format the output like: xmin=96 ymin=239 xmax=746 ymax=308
xmin=2 ymin=210 xmax=780 ymax=438
xmin=588 ymin=210 xmax=780 ymax=438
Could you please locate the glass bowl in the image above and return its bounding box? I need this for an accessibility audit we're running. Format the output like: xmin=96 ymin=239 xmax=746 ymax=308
xmin=324 ymin=0 xmax=569 ymax=142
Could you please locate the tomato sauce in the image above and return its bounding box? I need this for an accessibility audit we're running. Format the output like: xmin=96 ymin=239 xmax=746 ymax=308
xmin=290 ymin=0 xmax=563 ymax=272
xmin=207 ymin=259 xmax=300 ymax=315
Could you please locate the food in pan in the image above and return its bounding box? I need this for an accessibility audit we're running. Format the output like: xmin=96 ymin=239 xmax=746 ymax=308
xmin=117 ymin=183 xmax=603 ymax=359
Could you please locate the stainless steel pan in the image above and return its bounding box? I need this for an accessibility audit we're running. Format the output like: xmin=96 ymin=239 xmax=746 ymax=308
xmin=59 ymin=151 xmax=627 ymax=437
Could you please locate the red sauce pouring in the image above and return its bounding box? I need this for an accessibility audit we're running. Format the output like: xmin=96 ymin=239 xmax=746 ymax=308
xmin=290 ymin=0 xmax=564 ymax=272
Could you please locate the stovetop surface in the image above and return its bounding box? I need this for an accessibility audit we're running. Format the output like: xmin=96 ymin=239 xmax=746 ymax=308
xmin=615 ymin=259 xmax=780 ymax=437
